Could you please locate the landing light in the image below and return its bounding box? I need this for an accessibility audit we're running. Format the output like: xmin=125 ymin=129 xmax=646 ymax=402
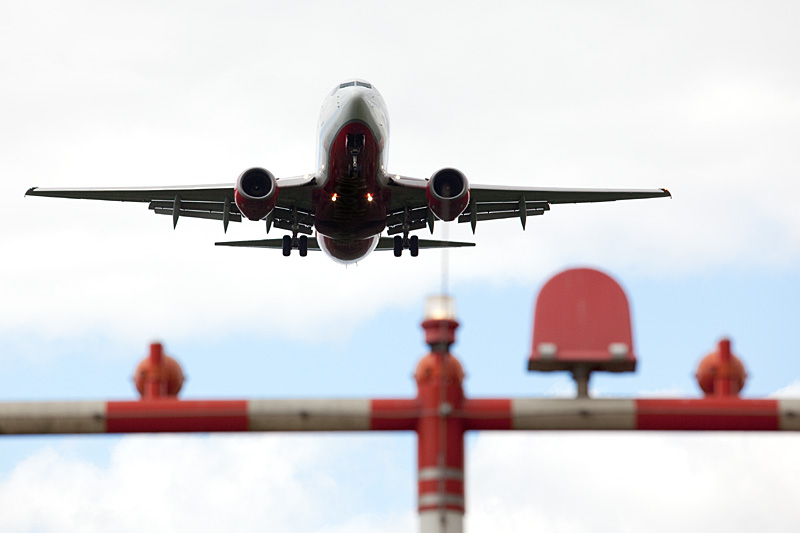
xmin=332 ymin=193 xmax=338 ymax=202
xmin=367 ymin=193 xmax=373 ymax=202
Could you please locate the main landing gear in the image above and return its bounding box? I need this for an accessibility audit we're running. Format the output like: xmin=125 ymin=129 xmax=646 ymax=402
xmin=393 ymin=205 xmax=419 ymax=257
xmin=282 ymin=235 xmax=308 ymax=257
xmin=393 ymin=235 xmax=419 ymax=257
xmin=281 ymin=206 xmax=308 ymax=257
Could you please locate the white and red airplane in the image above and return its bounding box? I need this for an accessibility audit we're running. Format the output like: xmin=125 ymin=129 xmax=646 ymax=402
xmin=26 ymin=79 xmax=670 ymax=264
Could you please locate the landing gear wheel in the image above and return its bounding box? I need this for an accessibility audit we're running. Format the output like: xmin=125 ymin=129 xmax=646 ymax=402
xmin=299 ymin=235 xmax=308 ymax=257
xmin=393 ymin=235 xmax=403 ymax=257
xmin=409 ymin=235 xmax=419 ymax=257
xmin=282 ymin=235 xmax=291 ymax=256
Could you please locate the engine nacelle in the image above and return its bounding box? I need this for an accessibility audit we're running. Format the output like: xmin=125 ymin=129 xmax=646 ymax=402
xmin=426 ymin=168 xmax=470 ymax=222
xmin=234 ymin=167 xmax=278 ymax=221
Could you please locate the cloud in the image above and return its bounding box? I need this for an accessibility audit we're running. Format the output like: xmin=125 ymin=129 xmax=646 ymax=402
xmin=3 ymin=430 xmax=799 ymax=533
xmin=0 ymin=435 xmax=416 ymax=533
xmin=468 ymin=432 xmax=800 ymax=533
xmin=769 ymin=380 xmax=800 ymax=398
xmin=3 ymin=0 xmax=800 ymax=350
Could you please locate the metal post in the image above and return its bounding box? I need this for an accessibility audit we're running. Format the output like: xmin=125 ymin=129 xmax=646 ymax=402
xmin=145 ymin=342 xmax=165 ymax=399
xmin=715 ymin=338 xmax=733 ymax=397
xmin=416 ymin=350 xmax=465 ymax=533
xmin=417 ymin=304 xmax=466 ymax=533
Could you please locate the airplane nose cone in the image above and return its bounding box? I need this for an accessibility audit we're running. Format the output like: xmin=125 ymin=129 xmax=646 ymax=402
xmin=341 ymin=91 xmax=378 ymax=124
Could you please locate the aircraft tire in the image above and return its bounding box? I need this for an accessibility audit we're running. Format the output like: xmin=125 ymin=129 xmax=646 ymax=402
xmin=410 ymin=235 xmax=419 ymax=257
xmin=299 ymin=235 xmax=308 ymax=257
xmin=282 ymin=235 xmax=291 ymax=256
xmin=393 ymin=235 xmax=403 ymax=257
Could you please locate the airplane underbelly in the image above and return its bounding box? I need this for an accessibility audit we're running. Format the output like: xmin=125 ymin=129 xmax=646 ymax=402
xmin=317 ymin=234 xmax=380 ymax=264
xmin=315 ymin=121 xmax=387 ymax=240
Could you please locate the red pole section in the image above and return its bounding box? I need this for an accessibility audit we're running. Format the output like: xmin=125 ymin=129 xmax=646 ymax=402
xmin=716 ymin=339 xmax=733 ymax=397
xmin=108 ymin=400 xmax=248 ymax=432
xmin=371 ymin=399 xmax=419 ymax=431
xmin=415 ymin=351 xmax=466 ymax=533
xmin=461 ymin=399 xmax=512 ymax=431
xmin=635 ymin=399 xmax=780 ymax=431
xmin=145 ymin=343 xmax=164 ymax=399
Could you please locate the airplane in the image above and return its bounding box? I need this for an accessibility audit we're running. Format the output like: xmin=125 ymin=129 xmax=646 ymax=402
xmin=26 ymin=79 xmax=670 ymax=264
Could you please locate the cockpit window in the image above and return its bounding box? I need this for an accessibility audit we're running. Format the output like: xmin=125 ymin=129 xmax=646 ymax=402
xmin=339 ymin=82 xmax=356 ymax=89
xmin=355 ymin=82 xmax=372 ymax=88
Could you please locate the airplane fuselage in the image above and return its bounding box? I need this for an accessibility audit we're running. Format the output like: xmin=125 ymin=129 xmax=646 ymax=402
xmin=313 ymin=80 xmax=391 ymax=262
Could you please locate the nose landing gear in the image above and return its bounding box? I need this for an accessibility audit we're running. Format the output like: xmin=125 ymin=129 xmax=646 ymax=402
xmin=346 ymin=134 xmax=365 ymax=178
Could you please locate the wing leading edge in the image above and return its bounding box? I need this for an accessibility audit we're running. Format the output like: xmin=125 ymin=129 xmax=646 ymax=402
xmin=26 ymin=177 xmax=669 ymax=239
xmin=25 ymin=175 xmax=316 ymax=233
xmin=385 ymin=177 xmax=670 ymax=233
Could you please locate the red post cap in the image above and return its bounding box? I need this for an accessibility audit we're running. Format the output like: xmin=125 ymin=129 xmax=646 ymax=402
xmin=414 ymin=352 xmax=465 ymax=387
xmin=133 ymin=342 xmax=185 ymax=399
xmin=696 ymin=338 xmax=747 ymax=397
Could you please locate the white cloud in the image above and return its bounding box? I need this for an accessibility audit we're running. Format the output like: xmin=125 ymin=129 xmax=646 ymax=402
xmin=770 ymin=380 xmax=800 ymax=398
xmin=3 ymin=431 xmax=799 ymax=533
xmin=468 ymin=432 xmax=800 ymax=533
xmin=2 ymin=0 xmax=800 ymax=350
xmin=0 ymin=435 xmax=415 ymax=533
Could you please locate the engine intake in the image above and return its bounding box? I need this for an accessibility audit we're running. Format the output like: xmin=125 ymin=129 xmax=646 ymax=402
xmin=427 ymin=168 xmax=470 ymax=222
xmin=234 ymin=167 xmax=278 ymax=221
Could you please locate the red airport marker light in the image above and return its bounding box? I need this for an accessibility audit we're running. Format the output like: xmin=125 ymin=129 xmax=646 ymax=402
xmin=1 ymin=269 xmax=799 ymax=533
xmin=133 ymin=342 xmax=185 ymax=399
xmin=695 ymin=337 xmax=747 ymax=397
xmin=528 ymin=268 xmax=637 ymax=397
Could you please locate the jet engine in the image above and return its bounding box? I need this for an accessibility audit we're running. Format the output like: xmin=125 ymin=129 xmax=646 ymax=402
xmin=234 ymin=167 xmax=278 ymax=221
xmin=426 ymin=168 xmax=470 ymax=221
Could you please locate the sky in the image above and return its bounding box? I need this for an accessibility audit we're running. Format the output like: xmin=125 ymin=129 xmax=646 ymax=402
xmin=1 ymin=1 xmax=799 ymax=531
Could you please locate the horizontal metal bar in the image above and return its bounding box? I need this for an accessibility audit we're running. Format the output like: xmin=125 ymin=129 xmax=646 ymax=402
xmin=0 ymin=401 xmax=107 ymax=434
xmin=1 ymin=398 xmax=798 ymax=435
xmin=248 ymin=399 xmax=372 ymax=431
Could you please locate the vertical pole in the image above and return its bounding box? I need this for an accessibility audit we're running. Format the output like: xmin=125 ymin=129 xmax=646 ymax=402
xmin=144 ymin=342 xmax=165 ymax=399
xmin=715 ymin=338 xmax=733 ymax=397
xmin=571 ymin=366 xmax=591 ymax=398
xmin=415 ymin=348 xmax=465 ymax=533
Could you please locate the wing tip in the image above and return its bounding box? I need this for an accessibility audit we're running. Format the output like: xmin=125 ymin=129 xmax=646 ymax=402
xmin=25 ymin=187 xmax=37 ymax=197
xmin=662 ymin=188 xmax=672 ymax=198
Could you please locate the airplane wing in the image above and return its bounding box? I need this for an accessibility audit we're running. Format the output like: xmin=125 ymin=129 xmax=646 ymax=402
xmin=385 ymin=175 xmax=670 ymax=234
xmin=25 ymin=175 xmax=317 ymax=233
xmin=214 ymin=237 xmax=475 ymax=250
